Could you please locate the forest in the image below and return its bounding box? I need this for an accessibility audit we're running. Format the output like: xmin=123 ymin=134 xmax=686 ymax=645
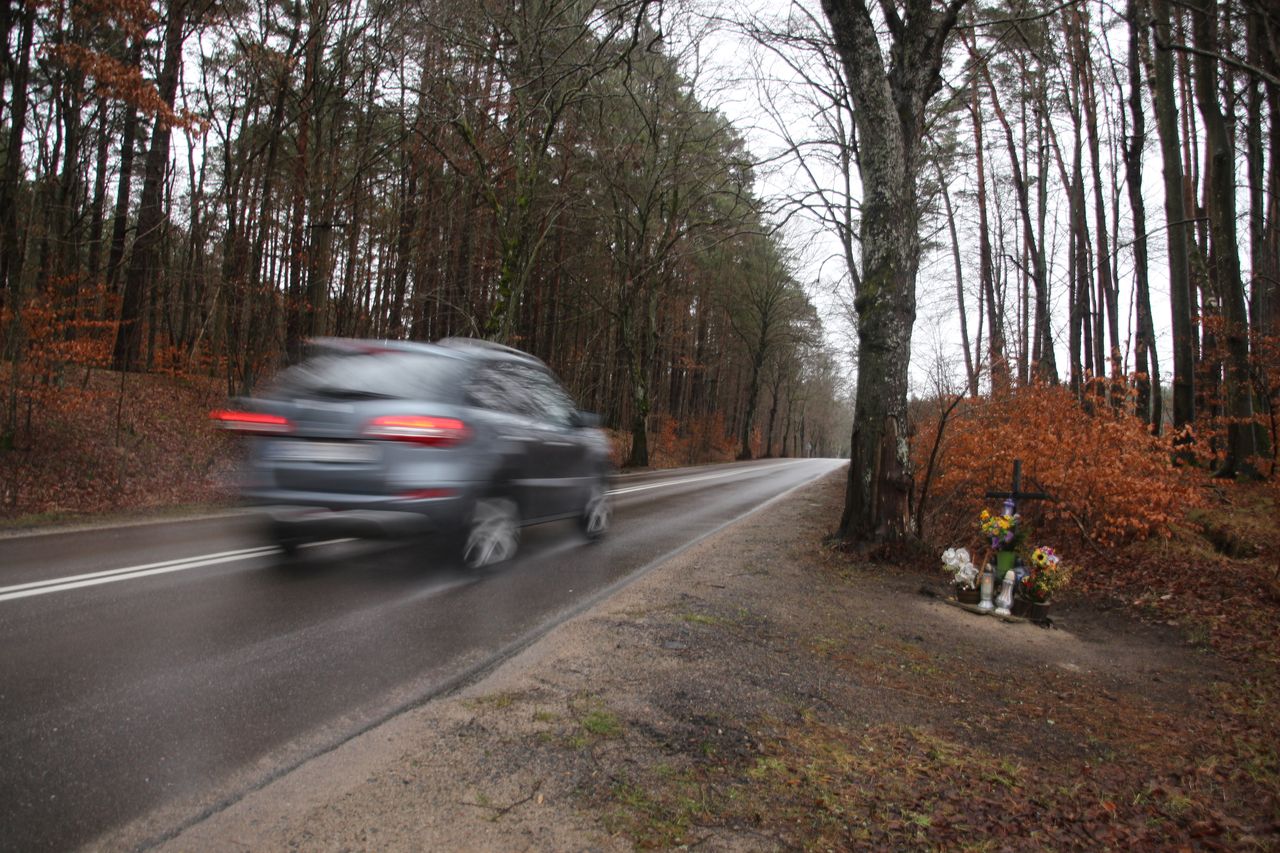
xmin=0 ymin=0 xmax=1277 ymax=539
xmin=0 ymin=0 xmax=850 ymax=513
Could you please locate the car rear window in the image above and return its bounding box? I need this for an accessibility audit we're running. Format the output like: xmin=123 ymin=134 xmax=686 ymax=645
xmin=268 ymin=350 xmax=465 ymax=401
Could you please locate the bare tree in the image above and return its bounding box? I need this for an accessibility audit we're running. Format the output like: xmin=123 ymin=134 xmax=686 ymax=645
xmin=821 ymin=0 xmax=969 ymax=545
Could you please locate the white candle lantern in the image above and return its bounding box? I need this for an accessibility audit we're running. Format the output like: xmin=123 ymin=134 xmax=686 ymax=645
xmin=978 ymin=570 xmax=995 ymax=612
xmin=994 ymin=571 xmax=1015 ymax=616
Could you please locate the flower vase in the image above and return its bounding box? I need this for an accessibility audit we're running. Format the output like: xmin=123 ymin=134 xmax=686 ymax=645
xmin=955 ymin=584 xmax=981 ymax=605
xmin=995 ymin=549 xmax=1017 ymax=580
xmin=1030 ymin=601 xmax=1051 ymax=621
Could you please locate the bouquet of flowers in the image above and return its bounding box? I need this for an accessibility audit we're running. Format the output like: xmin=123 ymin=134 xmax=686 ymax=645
xmin=1020 ymin=546 xmax=1071 ymax=602
xmin=979 ymin=508 xmax=1023 ymax=551
xmin=941 ymin=547 xmax=978 ymax=589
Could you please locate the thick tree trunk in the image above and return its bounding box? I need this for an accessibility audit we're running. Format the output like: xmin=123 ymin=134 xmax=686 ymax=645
xmin=822 ymin=0 xmax=966 ymax=544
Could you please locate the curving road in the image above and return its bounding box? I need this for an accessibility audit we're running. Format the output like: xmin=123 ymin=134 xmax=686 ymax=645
xmin=0 ymin=457 xmax=844 ymax=851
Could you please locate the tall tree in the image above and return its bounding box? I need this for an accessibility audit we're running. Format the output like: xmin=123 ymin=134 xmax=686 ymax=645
xmin=1144 ymin=0 xmax=1195 ymax=435
xmin=821 ymin=0 xmax=969 ymax=545
xmin=1189 ymin=0 xmax=1257 ymax=476
xmin=1124 ymin=0 xmax=1161 ymax=430
xmin=112 ymin=0 xmax=190 ymax=371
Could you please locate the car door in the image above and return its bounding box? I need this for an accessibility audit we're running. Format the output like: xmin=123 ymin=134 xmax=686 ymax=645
xmin=513 ymin=365 xmax=591 ymax=517
xmin=465 ymin=363 xmax=542 ymax=516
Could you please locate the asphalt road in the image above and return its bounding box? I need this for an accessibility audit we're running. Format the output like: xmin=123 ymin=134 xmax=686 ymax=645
xmin=0 ymin=457 xmax=845 ymax=851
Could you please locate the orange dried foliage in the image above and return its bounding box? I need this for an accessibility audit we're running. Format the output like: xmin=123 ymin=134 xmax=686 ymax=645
xmin=45 ymin=44 xmax=205 ymax=132
xmin=650 ymin=413 xmax=737 ymax=468
xmin=4 ymin=282 xmax=118 ymax=432
xmin=0 ymin=365 xmax=235 ymax=518
xmin=914 ymin=384 xmax=1205 ymax=552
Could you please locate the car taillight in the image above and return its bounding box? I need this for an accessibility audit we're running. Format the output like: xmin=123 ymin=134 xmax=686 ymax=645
xmin=364 ymin=415 xmax=470 ymax=447
xmin=210 ymin=410 xmax=294 ymax=435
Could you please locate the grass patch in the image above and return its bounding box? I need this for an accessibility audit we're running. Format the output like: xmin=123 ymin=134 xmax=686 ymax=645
xmin=581 ymin=709 xmax=622 ymax=738
xmin=680 ymin=612 xmax=727 ymax=627
xmin=604 ymin=779 xmax=701 ymax=847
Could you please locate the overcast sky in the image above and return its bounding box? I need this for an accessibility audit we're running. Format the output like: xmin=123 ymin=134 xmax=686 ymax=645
xmin=680 ymin=0 xmax=1191 ymax=400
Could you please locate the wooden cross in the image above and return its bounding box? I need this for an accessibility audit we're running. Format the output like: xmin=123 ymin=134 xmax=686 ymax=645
xmin=985 ymin=459 xmax=1052 ymax=515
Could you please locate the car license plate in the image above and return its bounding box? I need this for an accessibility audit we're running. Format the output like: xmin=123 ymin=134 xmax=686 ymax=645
xmin=269 ymin=441 xmax=379 ymax=464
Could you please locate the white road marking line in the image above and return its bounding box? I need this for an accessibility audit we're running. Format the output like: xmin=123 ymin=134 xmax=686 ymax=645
xmin=0 ymin=548 xmax=280 ymax=603
xmin=0 ymin=545 xmax=279 ymax=595
xmin=0 ymin=539 xmax=351 ymax=603
xmin=2 ymin=461 xmax=806 ymax=603
xmin=607 ymin=461 xmax=798 ymax=496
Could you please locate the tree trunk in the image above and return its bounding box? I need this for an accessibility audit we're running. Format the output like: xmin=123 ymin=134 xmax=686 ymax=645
xmin=86 ymin=120 xmax=111 ymax=284
xmin=971 ymin=40 xmax=1054 ymax=385
xmin=1244 ymin=2 xmax=1276 ymax=461
xmin=104 ymin=41 xmax=143 ymax=295
xmin=113 ymin=4 xmax=187 ymax=372
xmin=970 ymin=85 xmax=1007 ymax=395
xmin=1190 ymin=0 xmax=1257 ymax=477
xmin=0 ymin=0 xmax=35 ymax=310
xmin=1125 ymin=0 xmax=1161 ymax=431
xmin=822 ymin=0 xmax=968 ymax=544
xmin=1071 ymin=12 xmax=1122 ymax=401
xmin=1145 ymin=0 xmax=1195 ymax=434
xmin=936 ymin=165 xmax=978 ymax=395
xmin=738 ymin=344 xmax=766 ymax=460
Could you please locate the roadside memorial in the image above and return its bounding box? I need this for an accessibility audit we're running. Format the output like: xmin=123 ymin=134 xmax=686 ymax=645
xmin=939 ymin=459 xmax=1070 ymax=624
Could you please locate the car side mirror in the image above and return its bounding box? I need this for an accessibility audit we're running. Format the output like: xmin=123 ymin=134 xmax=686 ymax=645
xmin=573 ymin=410 xmax=601 ymax=428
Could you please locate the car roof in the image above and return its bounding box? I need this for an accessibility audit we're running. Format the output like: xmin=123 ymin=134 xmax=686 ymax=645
xmin=306 ymin=336 xmax=546 ymax=368
xmin=434 ymin=337 xmax=547 ymax=367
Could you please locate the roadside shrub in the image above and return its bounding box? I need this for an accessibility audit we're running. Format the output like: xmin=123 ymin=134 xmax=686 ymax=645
xmin=650 ymin=413 xmax=738 ymax=469
xmin=914 ymin=384 xmax=1204 ymax=553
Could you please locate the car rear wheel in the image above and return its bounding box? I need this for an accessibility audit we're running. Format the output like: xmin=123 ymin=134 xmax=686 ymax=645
xmin=579 ymin=479 xmax=610 ymax=541
xmin=462 ymin=497 xmax=520 ymax=569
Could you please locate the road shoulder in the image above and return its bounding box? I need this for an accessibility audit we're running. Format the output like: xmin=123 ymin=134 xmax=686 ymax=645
xmin=149 ymin=469 xmax=1263 ymax=850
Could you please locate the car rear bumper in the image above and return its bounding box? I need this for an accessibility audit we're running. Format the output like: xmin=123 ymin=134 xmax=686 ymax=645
xmin=249 ymin=491 xmax=473 ymax=541
xmin=257 ymin=506 xmax=433 ymax=540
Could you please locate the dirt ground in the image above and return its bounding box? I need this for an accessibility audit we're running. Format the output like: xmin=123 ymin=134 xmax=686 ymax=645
xmin=150 ymin=469 xmax=1278 ymax=851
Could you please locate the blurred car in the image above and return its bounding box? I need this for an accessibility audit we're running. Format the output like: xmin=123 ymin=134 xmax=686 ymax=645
xmin=212 ymin=337 xmax=612 ymax=568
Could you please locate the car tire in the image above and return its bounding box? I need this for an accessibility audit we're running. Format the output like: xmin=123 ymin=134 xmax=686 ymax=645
xmin=578 ymin=478 xmax=610 ymax=541
xmin=462 ymin=497 xmax=520 ymax=569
